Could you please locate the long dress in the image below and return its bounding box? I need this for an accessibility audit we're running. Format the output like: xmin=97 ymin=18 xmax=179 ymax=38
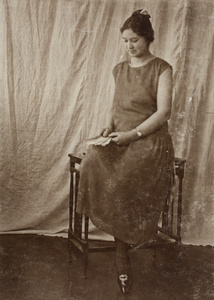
xmin=77 ymin=57 xmax=174 ymax=245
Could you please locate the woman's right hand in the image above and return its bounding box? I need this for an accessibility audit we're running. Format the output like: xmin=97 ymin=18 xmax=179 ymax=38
xmin=100 ymin=127 xmax=113 ymax=137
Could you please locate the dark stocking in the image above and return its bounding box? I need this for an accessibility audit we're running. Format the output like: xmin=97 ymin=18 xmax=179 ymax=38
xmin=114 ymin=238 xmax=131 ymax=274
xmin=115 ymin=237 xmax=133 ymax=294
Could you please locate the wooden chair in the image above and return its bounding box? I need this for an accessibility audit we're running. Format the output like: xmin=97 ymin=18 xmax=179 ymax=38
xmin=68 ymin=154 xmax=186 ymax=278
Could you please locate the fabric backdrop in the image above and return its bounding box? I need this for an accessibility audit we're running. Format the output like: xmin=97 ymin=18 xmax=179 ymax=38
xmin=0 ymin=0 xmax=213 ymax=246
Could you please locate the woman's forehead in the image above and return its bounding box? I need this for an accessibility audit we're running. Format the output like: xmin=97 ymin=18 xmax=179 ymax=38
xmin=122 ymin=29 xmax=139 ymax=39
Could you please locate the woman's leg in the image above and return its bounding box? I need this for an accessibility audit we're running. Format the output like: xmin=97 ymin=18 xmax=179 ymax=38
xmin=115 ymin=238 xmax=133 ymax=294
xmin=115 ymin=238 xmax=129 ymax=270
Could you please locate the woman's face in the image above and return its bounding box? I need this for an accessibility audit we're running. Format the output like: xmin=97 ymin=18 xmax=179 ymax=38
xmin=122 ymin=29 xmax=149 ymax=57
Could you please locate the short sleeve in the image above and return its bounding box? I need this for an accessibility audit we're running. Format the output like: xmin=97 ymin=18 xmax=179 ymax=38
xmin=112 ymin=63 xmax=120 ymax=79
xmin=159 ymin=59 xmax=172 ymax=76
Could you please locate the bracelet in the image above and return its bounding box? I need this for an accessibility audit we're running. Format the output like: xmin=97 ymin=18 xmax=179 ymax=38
xmin=136 ymin=127 xmax=143 ymax=137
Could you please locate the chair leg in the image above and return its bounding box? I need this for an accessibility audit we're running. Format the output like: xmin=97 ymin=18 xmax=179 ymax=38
xmin=152 ymin=246 xmax=157 ymax=263
xmin=68 ymin=239 xmax=73 ymax=263
xmin=83 ymin=244 xmax=89 ymax=279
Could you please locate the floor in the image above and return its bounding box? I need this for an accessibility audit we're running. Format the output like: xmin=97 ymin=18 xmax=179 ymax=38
xmin=0 ymin=234 xmax=213 ymax=300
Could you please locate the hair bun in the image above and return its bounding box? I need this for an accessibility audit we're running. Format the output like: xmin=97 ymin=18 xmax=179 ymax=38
xmin=132 ymin=9 xmax=151 ymax=18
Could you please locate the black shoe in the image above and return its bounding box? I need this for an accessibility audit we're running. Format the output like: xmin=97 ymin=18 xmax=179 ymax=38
xmin=117 ymin=273 xmax=133 ymax=294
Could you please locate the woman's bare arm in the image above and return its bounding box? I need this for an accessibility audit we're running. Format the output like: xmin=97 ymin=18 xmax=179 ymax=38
xmin=100 ymin=104 xmax=114 ymax=137
xmin=134 ymin=67 xmax=173 ymax=135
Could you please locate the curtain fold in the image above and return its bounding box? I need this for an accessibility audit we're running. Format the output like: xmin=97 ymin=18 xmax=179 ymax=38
xmin=0 ymin=0 xmax=213 ymax=245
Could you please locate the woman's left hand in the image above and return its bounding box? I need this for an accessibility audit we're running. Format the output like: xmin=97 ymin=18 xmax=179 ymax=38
xmin=108 ymin=131 xmax=136 ymax=146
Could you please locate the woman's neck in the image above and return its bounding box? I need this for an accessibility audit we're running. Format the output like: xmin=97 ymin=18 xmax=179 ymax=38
xmin=130 ymin=52 xmax=155 ymax=67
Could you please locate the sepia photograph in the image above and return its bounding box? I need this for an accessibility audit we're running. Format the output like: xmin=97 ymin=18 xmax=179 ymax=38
xmin=0 ymin=0 xmax=213 ymax=299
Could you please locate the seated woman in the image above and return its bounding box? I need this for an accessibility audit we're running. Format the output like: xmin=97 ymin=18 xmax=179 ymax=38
xmin=77 ymin=9 xmax=174 ymax=294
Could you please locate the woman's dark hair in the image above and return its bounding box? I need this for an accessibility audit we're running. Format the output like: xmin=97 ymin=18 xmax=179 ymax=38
xmin=120 ymin=9 xmax=154 ymax=45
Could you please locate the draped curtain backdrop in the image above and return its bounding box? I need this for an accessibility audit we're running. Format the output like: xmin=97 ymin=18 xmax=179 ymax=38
xmin=0 ymin=0 xmax=213 ymax=245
